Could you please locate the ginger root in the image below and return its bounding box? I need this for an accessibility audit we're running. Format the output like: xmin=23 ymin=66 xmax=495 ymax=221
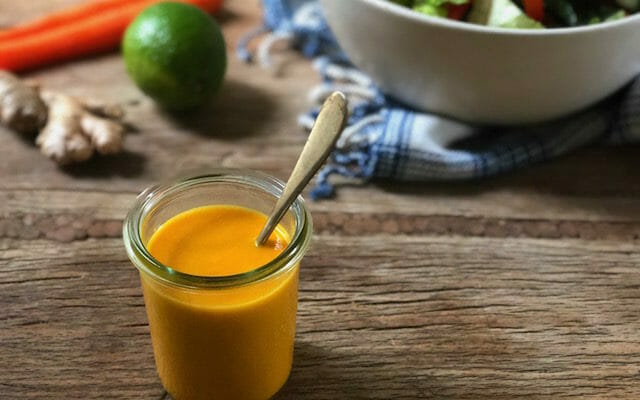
xmin=0 ymin=71 xmax=47 ymax=134
xmin=0 ymin=70 xmax=125 ymax=165
xmin=38 ymin=91 xmax=124 ymax=165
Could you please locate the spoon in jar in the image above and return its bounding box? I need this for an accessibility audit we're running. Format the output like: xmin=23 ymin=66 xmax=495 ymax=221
xmin=255 ymin=92 xmax=348 ymax=246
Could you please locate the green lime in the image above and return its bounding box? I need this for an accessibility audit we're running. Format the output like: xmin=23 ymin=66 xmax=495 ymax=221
xmin=122 ymin=2 xmax=226 ymax=110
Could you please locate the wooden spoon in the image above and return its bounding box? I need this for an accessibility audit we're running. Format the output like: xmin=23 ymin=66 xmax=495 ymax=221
xmin=255 ymin=92 xmax=348 ymax=246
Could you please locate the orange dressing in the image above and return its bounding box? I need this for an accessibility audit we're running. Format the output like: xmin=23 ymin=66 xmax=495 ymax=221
xmin=141 ymin=205 xmax=298 ymax=400
xmin=147 ymin=205 xmax=289 ymax=276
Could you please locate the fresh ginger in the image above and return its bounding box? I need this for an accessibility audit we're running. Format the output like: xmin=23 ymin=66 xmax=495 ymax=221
xmin=0 ymin=70 xmax=47 ymax=134
xmin=38 ymin=91 xmax=124 ymax=165
xmin=0 ymin=70 xmax=125 ymax=165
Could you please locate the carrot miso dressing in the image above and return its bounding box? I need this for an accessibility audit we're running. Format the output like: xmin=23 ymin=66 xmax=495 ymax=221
xmin=141 ymin=205 xmax=298 ymax=400
xmin=147 ymin=205 xmax=289 ymax=277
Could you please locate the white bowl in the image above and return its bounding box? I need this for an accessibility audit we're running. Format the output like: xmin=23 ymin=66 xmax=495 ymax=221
xmin=320 ymin=0 xmax=640 ymax=124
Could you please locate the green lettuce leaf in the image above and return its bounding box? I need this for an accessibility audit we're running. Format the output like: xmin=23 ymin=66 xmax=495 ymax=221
xmin=388 ymin=0 xmax=414 ymax=7
xmin=468 ymin=0 xmax=544 ymax=28
xmin=411 ymin=0 xmax=471 ymax=18
xmin=413 ymin=2 xmax=448 ymax=17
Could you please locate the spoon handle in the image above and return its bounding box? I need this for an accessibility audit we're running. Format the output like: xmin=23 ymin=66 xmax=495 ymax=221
xmin=256 ymin=92 xmax=348 ymax=246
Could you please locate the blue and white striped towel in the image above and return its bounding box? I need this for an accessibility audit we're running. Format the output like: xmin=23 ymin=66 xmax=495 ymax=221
xmin=238 ymin=0 xmax=640 ymax=199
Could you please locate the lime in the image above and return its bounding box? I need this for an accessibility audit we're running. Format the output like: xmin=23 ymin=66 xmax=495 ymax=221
xmin=122 ymin=2 xmax=226 ymax=110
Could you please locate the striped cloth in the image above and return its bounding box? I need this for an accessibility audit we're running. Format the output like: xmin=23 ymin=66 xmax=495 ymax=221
xmin=238 ymin=0 xmax=640 ymax=199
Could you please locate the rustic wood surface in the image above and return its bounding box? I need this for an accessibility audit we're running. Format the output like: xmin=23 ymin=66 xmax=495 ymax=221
xmin=1 ymin=1 xmax=640 ymax=399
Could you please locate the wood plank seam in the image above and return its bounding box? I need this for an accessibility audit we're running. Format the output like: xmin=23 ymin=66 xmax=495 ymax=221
xmin=2 ymin=211 xmax=639 ymax=242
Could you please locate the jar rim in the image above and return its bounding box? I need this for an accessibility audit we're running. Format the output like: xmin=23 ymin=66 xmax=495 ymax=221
xmin=122 ymin=168 xmax=313 ymax=290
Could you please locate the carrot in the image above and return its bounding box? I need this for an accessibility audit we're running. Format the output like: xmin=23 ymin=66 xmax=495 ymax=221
xmin=0 ymin=0 xmax=133 ymax=42
xmin=522 ymin=0 xmax=545 ymax=21
xmin=0 ymin=0 xmax=223 ymax=72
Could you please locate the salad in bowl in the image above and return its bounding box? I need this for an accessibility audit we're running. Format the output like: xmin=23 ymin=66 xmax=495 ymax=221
xmin=320 ymin=0 xmax=640 ymax=124
xmin=390 ymin=0 xmax=638 ymax=28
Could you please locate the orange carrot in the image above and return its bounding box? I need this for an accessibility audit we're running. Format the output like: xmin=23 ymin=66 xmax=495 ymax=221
xmin=0 ymin=0 xmax=133 ymax=41
xmin=0 ymin=0 xmax=223 ymax=72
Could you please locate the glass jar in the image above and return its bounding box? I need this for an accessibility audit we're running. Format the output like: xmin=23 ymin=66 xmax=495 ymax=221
xmin=122 ymin=169 xmax=312 ymax=400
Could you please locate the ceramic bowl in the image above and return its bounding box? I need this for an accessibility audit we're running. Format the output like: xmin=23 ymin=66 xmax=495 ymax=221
xmin=320 ymin=0 xmax=640 ymax=124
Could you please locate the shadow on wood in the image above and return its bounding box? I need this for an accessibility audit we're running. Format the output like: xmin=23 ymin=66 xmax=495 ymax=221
xmin=215 ymin=7 xmax=241 ymax=25
xmin=61 ymin=149 xmax=147 ymax=178
xmin=159 ymin=79 xmax=277 ymax=140
xmin=274 ymin=340 xmax=447 ymax=399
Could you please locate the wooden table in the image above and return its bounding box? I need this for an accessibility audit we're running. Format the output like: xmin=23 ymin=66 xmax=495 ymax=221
xmin=2 ymin=1 xmax=640 ymax=398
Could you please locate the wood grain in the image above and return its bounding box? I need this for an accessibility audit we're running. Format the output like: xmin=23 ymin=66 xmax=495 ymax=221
xmin=1 ymin=236 xmax=639 ymax=399
xmin=1 ymin=0 xmax=640 ymax=399
xmin=1 ymin=189 xmax=639 ymax=242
